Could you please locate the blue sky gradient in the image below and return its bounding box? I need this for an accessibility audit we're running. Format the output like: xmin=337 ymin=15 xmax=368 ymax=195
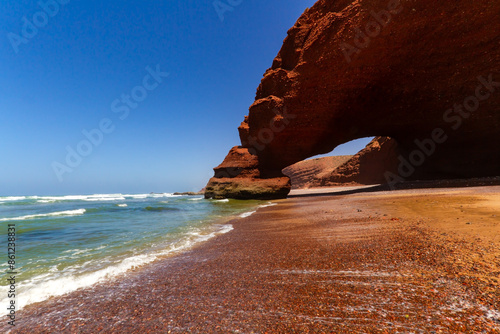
xmin=1 ymin=0 xmax=371 ymax=195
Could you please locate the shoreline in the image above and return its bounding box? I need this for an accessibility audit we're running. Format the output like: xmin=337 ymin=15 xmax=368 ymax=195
xmin=3 ymin=198 xmax=263 ymax=314
xmin=4 ymin=185 xmax=500 ymax=333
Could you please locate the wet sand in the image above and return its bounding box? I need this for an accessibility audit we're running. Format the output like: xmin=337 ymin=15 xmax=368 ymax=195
xmin=4 ymin=186 xmax=500 ymax=333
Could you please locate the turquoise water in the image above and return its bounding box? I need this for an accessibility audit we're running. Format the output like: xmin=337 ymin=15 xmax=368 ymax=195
xmin=0 ymin=193 xmax=266 ymax=310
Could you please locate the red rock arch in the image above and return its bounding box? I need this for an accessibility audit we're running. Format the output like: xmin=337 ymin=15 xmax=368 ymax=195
xmin=205 ymin=0 xmax=500 ymax=199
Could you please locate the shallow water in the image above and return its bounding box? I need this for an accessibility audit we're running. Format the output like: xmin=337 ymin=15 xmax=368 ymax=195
xmin=0 ymin=193 xmax=264 ymax=310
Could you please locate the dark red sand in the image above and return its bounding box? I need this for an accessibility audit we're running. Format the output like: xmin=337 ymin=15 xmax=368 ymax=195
xmin=3 ymin=187 xmax=500 ymax=333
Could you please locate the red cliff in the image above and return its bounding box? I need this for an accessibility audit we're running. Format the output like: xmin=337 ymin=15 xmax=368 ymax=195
xmin=205 ymin=0 xmax=500 ymax=199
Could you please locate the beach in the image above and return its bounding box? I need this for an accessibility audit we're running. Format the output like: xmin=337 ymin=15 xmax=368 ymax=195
xmin=4 ymin=185 xmax=500 ymax=333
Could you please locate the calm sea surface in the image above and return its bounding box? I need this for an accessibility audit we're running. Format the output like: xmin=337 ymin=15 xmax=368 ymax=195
xmin=0 ymin=193 xmax=267 ymax=310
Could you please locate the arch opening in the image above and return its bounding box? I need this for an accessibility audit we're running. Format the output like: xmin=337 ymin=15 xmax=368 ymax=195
xmin=282 ymin=136 xmax=399 ymax=189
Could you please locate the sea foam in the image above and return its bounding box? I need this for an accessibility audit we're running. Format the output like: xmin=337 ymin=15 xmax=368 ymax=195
xmin=4 ymin=223 xmax=234 ymax=311
xmin=239 ymin=211 xmax=256 ymax=218
xmin=33 ymin=193 xmax=177 ymax=203
xmin=239 ymin=202 xmax=277 ymax=218
xmin=0 ymin=196 xmax=27 ymax=202
xmin=0 ymin=209 xmax=86 ymax=221
xmin=259 ymin=202 xmax=277 ymax=208
xmin=214 ymin=199 xmax=229 ymax=203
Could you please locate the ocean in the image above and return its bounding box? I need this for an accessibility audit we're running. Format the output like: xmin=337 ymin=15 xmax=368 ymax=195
xmin=0 ymin=193 xmax=267 ymax=311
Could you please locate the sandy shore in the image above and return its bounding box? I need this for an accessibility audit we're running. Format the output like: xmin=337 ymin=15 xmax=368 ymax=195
xmin=4 ymin=185 xmax=500 ymax=333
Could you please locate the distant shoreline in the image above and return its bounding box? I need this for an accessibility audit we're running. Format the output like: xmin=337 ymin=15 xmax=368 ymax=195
xmin=172 ymin=191 xmax=204 ymax=196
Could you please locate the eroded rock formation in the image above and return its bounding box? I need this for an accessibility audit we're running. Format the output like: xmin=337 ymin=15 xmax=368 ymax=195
xmin=204 ymin=147 xmax=290 ymax=199
xmin=322 ymin=136 xmax=400 ymax=186
xmin=283 ymin=155 xmax=352 ymax=189
xmin=206 ymin=0 xmax=500 ymax=199
xmin=284 ymin=137 xmax=399 ymax=188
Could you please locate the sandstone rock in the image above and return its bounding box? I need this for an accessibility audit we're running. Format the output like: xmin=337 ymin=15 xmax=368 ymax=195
xmin=207 ymin=0 xmax=500 ymax=199
xmin=315 ymin=136 xmax=400 ymax=187
xmin=283 ymin=136 xmax=399 ymax=188
xmin=173 ymin=192 xmax=204 ymax=196
xmin=204 ymin=147 xmax=290 ymax=199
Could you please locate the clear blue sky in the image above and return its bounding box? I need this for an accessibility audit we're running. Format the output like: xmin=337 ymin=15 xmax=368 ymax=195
xmin=1 ymin=0 xmax=371 ymax=195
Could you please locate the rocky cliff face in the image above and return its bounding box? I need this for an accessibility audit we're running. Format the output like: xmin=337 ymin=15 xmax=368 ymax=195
xmin=283 ymin=155 xmax=352 ymax=189
xmin=204 ymin=147 xmax=290 ymax=199
xmin=308 ymin=137 xmax=400 ymax=187
xmin=283 ymin=137 xmax=399 ymax=188
xmin=206 ymin=0 xmax=500 ymax=199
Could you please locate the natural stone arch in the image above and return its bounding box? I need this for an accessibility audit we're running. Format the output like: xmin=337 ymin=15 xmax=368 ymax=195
xmin=205 ymin=0 xmax=500 ymax=199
